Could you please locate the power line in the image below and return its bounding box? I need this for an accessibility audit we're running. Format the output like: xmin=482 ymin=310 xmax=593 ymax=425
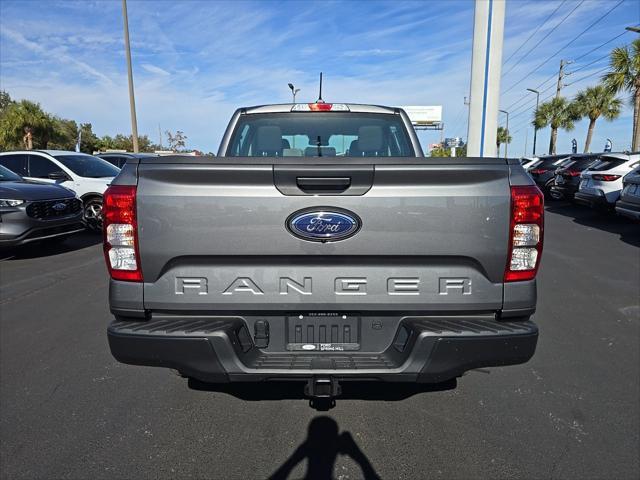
xmin=503 ymin=0 xmax=568 ymax=66
xmin=508 ymin=83 xmax=556 ymax=118
xmin=502 ymin=0 xmax=581 ymax=78
xmin=502 ymin=0 xmax=624 ymax=95
xmin=572 ymin=29 xmax=631 ymax=63
xmin=568 ymin=53 xmax=610 ymax=74
xmin=510 ymin=65 xmax=611 ymax=136
xmin=502 ymin=74 xmax=556 ymax=112
xmin=565 ymin=66 xmax=610 ymax=86
xmin=502 ymin=27 xmax=628 ymax=112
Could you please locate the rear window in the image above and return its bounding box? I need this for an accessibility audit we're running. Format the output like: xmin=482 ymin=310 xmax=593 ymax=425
xmin=227 ymin=112 xmax=415 ymax=157
xmin=52 ymin=154 xmax=120 ymax=178
xmin=587 ymin=156 xmax=628 ymax=171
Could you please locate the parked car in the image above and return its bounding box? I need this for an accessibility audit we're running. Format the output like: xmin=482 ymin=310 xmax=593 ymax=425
xmin=574 ymin=153 xmax=640 ymax=209
xmin=526 ymin=154 xmax=571 ymax=195
xmin=615 ymin=166 xmax=640 ymax=221
xmin=519 ymin=157 xmax=538 ymax=170
xmin=96 ymin=152 xmax=159 ymax=168
xmin=0 ymin=150 xmax=120 ymax=231
xmin=549 ymin=153 xmax=601 ymax=201
xmin=0 ymin=164 xmax=84 ymax=248
xmin=105 ymin=102 xmax=543 ymax=404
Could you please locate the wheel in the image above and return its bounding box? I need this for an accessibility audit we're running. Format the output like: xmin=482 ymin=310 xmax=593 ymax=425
xmin=543 ymin=180 xmax=556 ymax=200
xmin=83 ymin=197 xmax=103 ymax=232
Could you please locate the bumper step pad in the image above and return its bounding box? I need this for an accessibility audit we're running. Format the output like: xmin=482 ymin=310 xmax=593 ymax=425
xmin=108 ymin=315 xmax=538 ymax=383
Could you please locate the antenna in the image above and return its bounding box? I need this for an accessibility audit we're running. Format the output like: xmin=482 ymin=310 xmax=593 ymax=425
xmin=317 ymin=72 xmax=324 ymax=103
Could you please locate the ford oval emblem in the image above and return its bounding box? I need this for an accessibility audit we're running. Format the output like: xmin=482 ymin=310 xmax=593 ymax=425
xmin=52 ymin=202 xmax=67 ymax=211
xmin=287 ymin=208 xmax=361 ymax=242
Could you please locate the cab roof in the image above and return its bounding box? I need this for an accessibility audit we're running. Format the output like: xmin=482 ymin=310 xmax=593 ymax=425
xmin=241 ymin=103 xmax=400 ymax=115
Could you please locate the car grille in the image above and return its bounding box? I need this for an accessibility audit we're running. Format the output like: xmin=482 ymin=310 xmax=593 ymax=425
xmin=26 ymin=198 xmax=82 ymax=220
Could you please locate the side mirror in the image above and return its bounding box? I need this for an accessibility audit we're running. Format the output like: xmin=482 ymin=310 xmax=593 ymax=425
xmin=48 ymin=171 xmax=69 ymax=181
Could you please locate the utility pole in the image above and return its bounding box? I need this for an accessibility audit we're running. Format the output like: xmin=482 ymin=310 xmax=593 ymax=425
xmin=555 ymin=59 xmax=572 ymax=99
xmin=122 ymin=0 xmax=139 ymax=153
xmin=547 ymin=59 xmax=572 ymax=154
xmin=158 ymin=124 xmax=162 ymax=149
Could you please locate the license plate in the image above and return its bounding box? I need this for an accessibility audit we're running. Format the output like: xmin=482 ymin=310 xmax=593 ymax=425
xmin=555 ymin=175 xmax=564 ymax=184
xmin=581 ymin=179 xmax=591 ymax=189
xmin=286 ymin=314 xmax=361 ymax=351
xmin=628 ymin=184 xmax=639 ymax=196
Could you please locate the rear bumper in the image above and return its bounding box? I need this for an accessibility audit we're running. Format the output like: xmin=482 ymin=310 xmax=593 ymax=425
xmin=574 ymin=190 xmax=611 ymax=207
xmin=615 ymin=200 xmax=640 ymax=220
xmin=107 ymin=315 xmax=538 ymax=384
xmin=549 ymin=184 xmax=578 ymax=200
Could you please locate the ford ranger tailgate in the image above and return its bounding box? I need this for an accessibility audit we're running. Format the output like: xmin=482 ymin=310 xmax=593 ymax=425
xmin=136 ymin=157 xmax=510 ymax=313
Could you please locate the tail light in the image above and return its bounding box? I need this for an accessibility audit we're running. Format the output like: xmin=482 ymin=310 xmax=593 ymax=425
xmin=566 ymin=169 xmax=582 ymax=177
xmin=102 ymin=185 xmax=142 ymax=282
xmin=529 ymin=168 xmax=548 ymax=175
xmin=291 ymin=103 xmax=350 ymax=112
xmin=592 ymin=174 xmax=621 ymax=181
xmin=505 ymin=185 xmax=544 ymax=282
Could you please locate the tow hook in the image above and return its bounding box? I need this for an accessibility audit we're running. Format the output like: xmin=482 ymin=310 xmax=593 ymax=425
xmin=304 ymin=377 xmax=341 ymax=410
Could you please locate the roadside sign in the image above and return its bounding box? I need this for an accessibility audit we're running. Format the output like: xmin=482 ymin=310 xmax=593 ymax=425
xmin=400 ymin=106 xmax=442 ymax=126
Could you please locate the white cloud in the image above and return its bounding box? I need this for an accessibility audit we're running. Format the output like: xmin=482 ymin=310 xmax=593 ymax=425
xmin=141 ymin=64 xmax=171 ymax=76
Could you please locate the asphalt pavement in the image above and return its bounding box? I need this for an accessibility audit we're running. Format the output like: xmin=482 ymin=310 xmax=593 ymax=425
xmin=0 ymin=203 xmax=638 ymax=480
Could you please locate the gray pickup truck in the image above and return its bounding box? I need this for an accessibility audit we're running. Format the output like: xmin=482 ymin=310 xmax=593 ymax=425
xmin=104 ymin=102 xmax=544 ymax=400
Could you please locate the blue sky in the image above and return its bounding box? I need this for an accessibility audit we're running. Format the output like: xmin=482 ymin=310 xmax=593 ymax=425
xmin=0 ymin=0 xmax=637 ymax=155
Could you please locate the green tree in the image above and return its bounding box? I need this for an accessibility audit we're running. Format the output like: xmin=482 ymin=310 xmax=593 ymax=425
xmin=496 ymin=126 xmax=511 ymax=157
xmin=0 ymin=90 xmax=14 ymax=113
xmin=533 ymin=97 xmax=579 ymax=154
xmin=0 ymin=100 xmax=56 ymax=150
xmin=602 ymin=38 xmax=640 ymax=151
xmin=96 ymin=133 xmax=159 ymax=153
xmin=573 ymin=85 xmax=622 ymax=153
xmin=49 ymin=117 xmax=79 ymax=150
xmin=429 ymin=143 xmax=467 ymax=157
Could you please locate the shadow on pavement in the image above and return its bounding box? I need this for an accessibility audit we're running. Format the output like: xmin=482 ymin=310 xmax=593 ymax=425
xmin=546 ymin=201 xmax=640 ymax=248
xmin=268 ymin=416 xmax=381 ymax=480
xmin=188 ymin=378 xmax=456 ymax=409
xmin=1 ymin=230 xmax=101 ymax=260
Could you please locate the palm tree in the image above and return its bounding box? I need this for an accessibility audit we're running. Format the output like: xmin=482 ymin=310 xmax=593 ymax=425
xmin=533 ymin=97 xmax=579 ymax=154
xmin=573 ymin=85 xmax=622 ymax=153
xmin=0 ymin=100 xmax=55 ymax=150
xmin=496 ymin=126 xmax=511 ymax=157
xmin=602 ymin=39 xmax=640 ymax=151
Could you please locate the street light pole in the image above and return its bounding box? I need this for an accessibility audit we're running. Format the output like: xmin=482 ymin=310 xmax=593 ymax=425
xmin=122 ymin=0 xmax=139 ymax=153
xmin=526 ymin=88 xmax=540 ymax=156
xmin=499 ymin=109 xmax=509 ymax=159
xmin=288 ymin=83 xmax=300 ymax=103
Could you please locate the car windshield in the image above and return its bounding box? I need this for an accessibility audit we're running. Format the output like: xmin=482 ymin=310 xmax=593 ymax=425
xmin=0 ymin=164 xmax=23 ymax=181
xmin=53 ymin=154 xmax=120 ymax=178
xmin=227 ymin=112 xmax=415 ymax=157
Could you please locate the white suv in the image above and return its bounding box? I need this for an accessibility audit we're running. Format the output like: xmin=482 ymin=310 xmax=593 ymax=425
xmin=0 ymin=150 xmax=120 ymax=230
xmin=575 ymin=153 xmax=640 ymax=208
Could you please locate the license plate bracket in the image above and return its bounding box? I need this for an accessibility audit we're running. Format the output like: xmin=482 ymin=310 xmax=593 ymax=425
xmin=286 ymin=314 xmax=360 ymax=351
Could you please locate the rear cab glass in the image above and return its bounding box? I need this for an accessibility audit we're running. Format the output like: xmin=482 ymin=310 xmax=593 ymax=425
xmin=227 ymin=112 xmax=415 ymax=157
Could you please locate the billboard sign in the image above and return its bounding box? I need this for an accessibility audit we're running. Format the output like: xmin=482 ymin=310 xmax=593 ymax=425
xmin=400 ymin=106 xmax=442 ymax=126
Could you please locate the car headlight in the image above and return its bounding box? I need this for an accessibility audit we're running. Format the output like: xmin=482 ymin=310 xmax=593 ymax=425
xmin=0 ymin=199 xmax=25 ymax=207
